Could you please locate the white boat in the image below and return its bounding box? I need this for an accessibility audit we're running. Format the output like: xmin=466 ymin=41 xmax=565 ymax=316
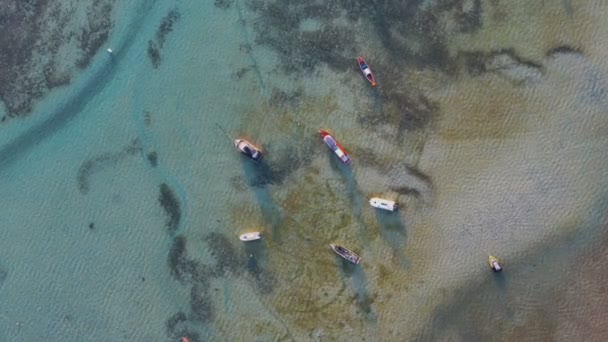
xmin=369 ymin=197 xmax=398 ymax=211
xmin=488 ymin=255 xmax=502 ymax=272
xmin=239 ymin=232 xmax=262 ymax=241
xmin=234 ymin=138 xmax=262 ymax=161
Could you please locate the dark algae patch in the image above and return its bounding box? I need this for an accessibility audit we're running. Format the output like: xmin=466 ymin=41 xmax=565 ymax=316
xmin=168 ymin=235 xmax=189 ymax=281
xmin=146 ymin=151 xmax=158 ymax=167
xmin=204 ymin=232 xmax=243 ymax=276
xmin=148 ymin=8 xmax=181 ymax=68
xmin=159 ymin=183 xmax=181 ymax=233
xmin=241 ymin=0 xmax=488 ymax=75
xmin=76 ymin=0 xmax=114 ymax=68
xmin=214 ymin=0 xmax=233 ymax=10
xmin=166 ymin=310 xmax=201 ymax=341
xmin=165 ymin=229 xmax=278 ymax=336
xmin=190 ymin=284 xmax=215 ymax=323
xmin=166 ymin=311 xmax=187 ymax=335
xmin=77 ymin=139 xmax=142 ymax=194
xmin=0 ymin=0 xmax=116 ymax=118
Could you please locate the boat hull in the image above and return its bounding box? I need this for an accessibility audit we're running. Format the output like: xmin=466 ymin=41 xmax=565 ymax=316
xmin=369 ymin=197 xmax=397 ymax=211
xmin=319 ymin=129 xmax=351 ymax=164
xmin=240 ymin=232 xmax=262 ymax=241
xmin=488 ymin=255 xmax=502 ymax=272
xmin=357 ymin=56 xmax=376 ymax=87
xmin=330 ymin=244 xmax=361 ymax=264
xmin=234 ymin=139 xmax=262 ymax=161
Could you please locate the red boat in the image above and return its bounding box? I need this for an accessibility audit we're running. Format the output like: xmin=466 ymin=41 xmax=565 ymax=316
xmin=357 ymin=56 xmax=376 ymax=87
xmin=319 ymin=129 xmax=351 ymax=164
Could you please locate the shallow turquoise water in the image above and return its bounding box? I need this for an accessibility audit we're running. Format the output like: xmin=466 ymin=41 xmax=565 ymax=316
xmin=1 ymin=0 xmax=607 ymax=341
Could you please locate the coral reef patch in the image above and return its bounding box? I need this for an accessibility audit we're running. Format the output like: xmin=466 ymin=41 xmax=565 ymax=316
xmin=165 ymin=231 xmax=276 ymax=336
xmin=146 ymin=151 xmax=158 ymax=167
xmin=204 ymin=232 xmax=243 ymax=276
xmin=0 ymin=0 xmax=116 ymax=118
xmin=158 ymin=183 xmax=182 ymax=233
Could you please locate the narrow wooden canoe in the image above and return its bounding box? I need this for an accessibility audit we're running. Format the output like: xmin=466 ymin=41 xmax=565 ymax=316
xmin=357 ymin=56 xmax=376 ymax=87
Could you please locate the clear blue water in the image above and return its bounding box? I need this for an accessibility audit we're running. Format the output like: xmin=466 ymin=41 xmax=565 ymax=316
xmin=0 ymin=0 xmax=607 ymax=341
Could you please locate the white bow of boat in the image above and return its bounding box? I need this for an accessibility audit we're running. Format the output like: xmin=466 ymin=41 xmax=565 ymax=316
xmin=369 ymin=197 xmax=397 ymax=211
xmin=239 ymin=232 xmax=262 ymax=241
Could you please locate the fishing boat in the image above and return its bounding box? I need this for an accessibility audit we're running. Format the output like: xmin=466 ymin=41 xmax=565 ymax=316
xmin=319 ymin=129 xmax=351 ymax=164
xmin=488 ymin=255 xmax=502 ymax=272
xmin=240 ymin=232 xmax=262 ymax=241
xmin=234 ymin=138 xmax=262 ymax=161
xmin=330 ymin=244 xmax=361 ymax=264
xmin=357 ymin=56 xmax=376 ymax=87
xmin=369 ymin=197 xmax=398 ymax=211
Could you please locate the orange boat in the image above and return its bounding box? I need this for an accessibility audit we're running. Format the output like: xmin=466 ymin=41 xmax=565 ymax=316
xmin=319 ymin=129 xmax=351 ymax=164
xmin=357 ymin=56 xmax=376 ymax=87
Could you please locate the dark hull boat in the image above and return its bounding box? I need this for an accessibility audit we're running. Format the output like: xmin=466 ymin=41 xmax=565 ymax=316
xmin=357 ymin=56 xmax=376 ymax=87
xmin=234 ymin=138 xmax=262 ymax=161
xmin=319 ymin=129 xmax=351 ymax=164
xmin=330 ymin=244 xmax=361 ymax=264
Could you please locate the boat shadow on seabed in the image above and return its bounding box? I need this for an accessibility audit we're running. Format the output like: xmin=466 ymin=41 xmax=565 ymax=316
xmin=239 ymin=157 xmax=285 ymax=240
xmin=375 ymin=209 xmax=409 ymax=268
xmin=338 ymin=263 xmax=377 ymax=321
xmin=327 ymin=153 xmax=368 ymax=236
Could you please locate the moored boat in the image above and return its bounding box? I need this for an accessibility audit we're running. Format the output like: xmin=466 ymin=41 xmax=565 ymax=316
xmin=369 ymin=197 xmax=398 ymax=211
xmin=240 ymin=232 xmax=262 ymax=241
xmin=319 ymin=129 xmax=351 ymax=164
xmin=488 ymin=255 xmax=502 ymax=272
xmin=234 ymin=138 xmax=262 ymax=161
xmin=357 ymin=56 xmax=376 ymax=87
xmin=330 ymin=244 xmax=361 ymax=264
